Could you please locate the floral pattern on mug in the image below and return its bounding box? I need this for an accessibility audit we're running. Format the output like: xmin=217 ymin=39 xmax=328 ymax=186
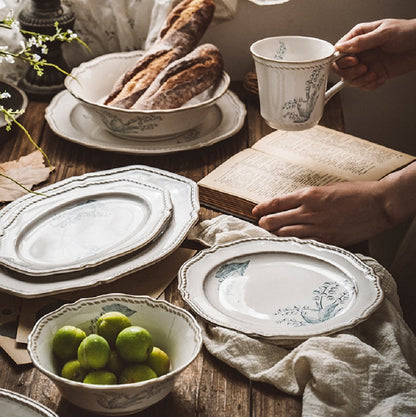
xmin=282 ymin=66 xmax=326 ymax=123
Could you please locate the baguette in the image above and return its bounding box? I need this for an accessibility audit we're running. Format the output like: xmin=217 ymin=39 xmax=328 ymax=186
xmin=105 ymin=0 xmax=215 ymax=108
xmin=131 ymin=43 xmax=224 ymax=110
xmin=157 ymin=0 xmax=216 ymax=51
xmin=104 ymin=45 xmax=182 ymax=109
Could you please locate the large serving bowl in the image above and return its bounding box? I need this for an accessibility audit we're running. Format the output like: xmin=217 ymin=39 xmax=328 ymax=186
xmin=27 ymin=293 xmax=203 ymax=415
xmin=64 ymin=50 xmax=230 ymax=139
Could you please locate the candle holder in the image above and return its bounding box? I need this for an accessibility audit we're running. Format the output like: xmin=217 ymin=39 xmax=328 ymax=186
xmin=18 ymin=0 xmax=75 ymax=99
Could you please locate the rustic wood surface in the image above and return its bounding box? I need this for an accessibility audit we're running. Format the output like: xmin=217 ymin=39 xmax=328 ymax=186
xmin=0 ymin=82 xmax=345 ymax=417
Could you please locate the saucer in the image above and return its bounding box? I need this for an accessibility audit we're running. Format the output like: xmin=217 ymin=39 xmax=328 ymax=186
xmin=45 ymin=89 xmax=246 ymax=154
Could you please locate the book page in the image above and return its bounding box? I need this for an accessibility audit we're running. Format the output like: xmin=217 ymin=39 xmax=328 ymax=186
xmin=253 ymin=125 xmax=415 ymax=181
xmin=198 ymin=148 xmax=347 ymax=204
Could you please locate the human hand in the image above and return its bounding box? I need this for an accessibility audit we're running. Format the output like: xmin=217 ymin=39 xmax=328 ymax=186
xmin=252 ymin=181 xmax=391 ymax=248
xmin=332 ymin=18 xmax=416 ymax=90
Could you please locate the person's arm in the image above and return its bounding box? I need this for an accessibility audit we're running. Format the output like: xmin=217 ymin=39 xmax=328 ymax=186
xmin=332 ymin=18 xmax=416 ymax=90
xmin=251 ymin=162 xmax=416 ymax=248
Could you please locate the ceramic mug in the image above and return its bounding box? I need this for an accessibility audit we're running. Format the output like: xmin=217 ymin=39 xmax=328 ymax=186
xmin=250 ymin=36 xmax=346 ymax=131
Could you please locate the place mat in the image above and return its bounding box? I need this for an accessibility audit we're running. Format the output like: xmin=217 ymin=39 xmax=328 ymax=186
xmin=0 ymin=247 xmax=195 ymax=365
xmin=187 ymin=215 xmax=416 ymax=416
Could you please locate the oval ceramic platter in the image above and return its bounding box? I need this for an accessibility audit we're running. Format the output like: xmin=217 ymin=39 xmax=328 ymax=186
xmin=0 ymin=178 xmax=172 ymax=276
xmin=178 ymin=237 xmax=383 ymax=340
xmin=0 ymin=388 xmax=58 ymax=417
xmin=0 ymin=165 xmax=199 ymax=297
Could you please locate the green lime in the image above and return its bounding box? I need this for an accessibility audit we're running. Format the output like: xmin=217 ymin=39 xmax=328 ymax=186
xmin=77 ymin=334 xmax=110 ymax=370
xmin=106 ymin=350 xmax=125 ymax=376
xmin=83 ymin=370 xmax=117 ymax=385
xmin=116 ymin=325 xmax=153 ymax=363
xmin=52 ymin=325 xmax=86 ymax=361
xmin=61 ymin=359 xmax=88 ymax=382
xmin=146 ymin=346 xmax=170 ymax=376
xmin=96 ymin=311 xmax=132 ymax=347
xmin=119 ymin=364 xmax=157 ymax=384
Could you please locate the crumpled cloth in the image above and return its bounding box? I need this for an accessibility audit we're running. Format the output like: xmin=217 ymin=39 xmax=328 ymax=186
xmin=187 ymin=214 xmax=416 ymax=417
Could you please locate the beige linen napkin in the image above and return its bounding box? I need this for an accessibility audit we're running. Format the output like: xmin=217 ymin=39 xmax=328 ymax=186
xmin=188 ymin=214 xmax=416 ymax=417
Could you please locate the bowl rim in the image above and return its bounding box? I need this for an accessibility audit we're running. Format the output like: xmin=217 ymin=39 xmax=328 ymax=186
xmin=27 ymin=293 xmax=203 ymax=390
xmin=64 ymin=50 xmax=230 ymax=115
xmin=0 ymin=80 xmax=29 ymax=128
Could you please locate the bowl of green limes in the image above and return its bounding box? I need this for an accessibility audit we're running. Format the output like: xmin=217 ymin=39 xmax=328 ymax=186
xmin=27 ymin=293 xmax=203 ymax=415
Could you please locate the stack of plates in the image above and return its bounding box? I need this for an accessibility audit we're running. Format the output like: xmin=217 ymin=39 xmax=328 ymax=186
xmin=0 ymin=165 xmax=199 ymax=298
xmin=178 ymin=237 xmax=384 ymax=341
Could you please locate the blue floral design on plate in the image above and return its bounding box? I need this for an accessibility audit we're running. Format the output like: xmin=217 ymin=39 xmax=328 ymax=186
xmin=215 ymin=261 xmax=250 ymax=283
xmin=274 ymin=281 xmax=352 ymax=327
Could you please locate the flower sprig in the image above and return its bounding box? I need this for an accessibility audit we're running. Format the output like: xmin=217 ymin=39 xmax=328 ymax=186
xmin=0 ymin=10 xmax=89 ymax=194
xmin=0 ymin=11 xmax=89 ymax=77
xmin=1 ymin=90 xmax=52 ymax=169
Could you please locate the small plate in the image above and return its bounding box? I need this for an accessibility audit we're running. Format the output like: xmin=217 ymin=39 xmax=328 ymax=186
xmin=0 ymin=178 xmax=172 ymax=276
xmin=45 ymin=89 xmax=246 ymax=154
xmin=0 ymin=165 xmax=199 ymax=297
xmin=0 ymin=388 xmax=58 ymax=417
xmin=178 ymin=237 xmax=383 ymax=340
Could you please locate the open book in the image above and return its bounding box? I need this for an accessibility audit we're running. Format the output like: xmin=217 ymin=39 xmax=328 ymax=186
xmin=198 ymin=125 xmax=415 ymax=221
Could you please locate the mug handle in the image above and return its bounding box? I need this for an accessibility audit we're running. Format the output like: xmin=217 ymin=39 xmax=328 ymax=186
xmin=324 ymin=51 xmax=348 ymax=104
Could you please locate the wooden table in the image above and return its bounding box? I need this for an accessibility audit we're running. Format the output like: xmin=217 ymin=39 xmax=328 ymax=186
xmin=0 ymin=82 xmax=344 ymax=417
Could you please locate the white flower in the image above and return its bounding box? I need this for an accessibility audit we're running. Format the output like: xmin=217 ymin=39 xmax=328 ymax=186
xmin=10 ymin=20 xmax=20 ymax=31
xmin=28 ymin=36 xmax=37 ymax=47
xmin=32 ymin=54 xmax=41 ymax=62
xmin=5 ymin=54 xmax=14 ymax=63
xmin=0 ymin=92 xmax=11 ymax=99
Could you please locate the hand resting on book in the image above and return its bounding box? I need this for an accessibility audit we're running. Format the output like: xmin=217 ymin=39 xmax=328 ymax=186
xmin=252 ymin=161 xmax=416 ymax=248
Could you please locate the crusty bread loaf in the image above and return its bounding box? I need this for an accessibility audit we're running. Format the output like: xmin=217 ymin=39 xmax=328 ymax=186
xmin=105 ymin=0 xmax=215 ymax=108
xmin=157 ymin=0 xmax=216 ymax=51
xmin=131 ymin=44 xmax=224 ymax=110
xmin=104 ymin=45 xmax=182 ymax=108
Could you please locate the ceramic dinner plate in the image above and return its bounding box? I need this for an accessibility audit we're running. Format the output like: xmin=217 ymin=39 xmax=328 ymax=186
xmin=45 ymin=89 xmax=246 ymax=154
xmin=0 ymin=178 xmax=172 ymax=276
xmin=178 ymin=237 xmax=383 ymax=340
xmin=0 ymin=165 xmax=199 ymax=298
xmin=0 ymin=388 xmax=58 ymax=417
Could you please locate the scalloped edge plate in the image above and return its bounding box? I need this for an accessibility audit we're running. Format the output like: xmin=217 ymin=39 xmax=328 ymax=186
xmin=0 ymin=178 xmax=172 ymax=276
xmin=178 ymin=237 xmax=383 ymax=340
xmin=0 ymin=165 xmax=199 ymax=297
xmin=0 ymin=388 xmax=58 ymax=417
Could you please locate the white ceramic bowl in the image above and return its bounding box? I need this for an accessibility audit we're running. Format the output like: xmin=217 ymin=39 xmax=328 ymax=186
xmin=64 ymin=50 xmax=230 ymax=139
xmin=27 ymin=293 xmax=203 ymax=415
